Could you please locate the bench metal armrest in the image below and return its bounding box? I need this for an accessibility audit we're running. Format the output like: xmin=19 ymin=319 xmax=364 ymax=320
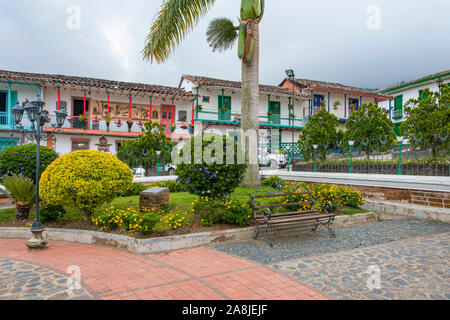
xmin=324 ymin=202 xmax=333 ymax=214
xmin=264 ymin=208 xmax=272 ymax=221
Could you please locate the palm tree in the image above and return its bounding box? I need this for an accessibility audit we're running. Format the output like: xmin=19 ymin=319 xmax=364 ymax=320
xmin=143 ymin=0 xmax=265 ymax=188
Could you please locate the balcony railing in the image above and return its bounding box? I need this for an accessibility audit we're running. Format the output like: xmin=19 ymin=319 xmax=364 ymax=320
xmin=196 ymin=110 xmax=307 ymax=128
xmin=392 ymin=109 xmax=403 ymax=120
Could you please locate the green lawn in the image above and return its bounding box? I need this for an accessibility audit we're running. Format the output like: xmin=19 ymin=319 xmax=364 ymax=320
xmin=0 ymin=186 xmax=278 ymax=223
xmin=342 ymin=208 xmax=372 ymax=216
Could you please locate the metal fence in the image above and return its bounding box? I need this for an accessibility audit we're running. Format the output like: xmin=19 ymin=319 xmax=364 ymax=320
xmin=292 ymin=132 xmax=450 ymax=176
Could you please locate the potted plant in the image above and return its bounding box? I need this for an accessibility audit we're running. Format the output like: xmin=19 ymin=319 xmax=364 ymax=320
xmin=195 ymin=105 xmax=203 ymax=112
xmin=104 ymin=114 xmax=112 ymax=131
xmin=78 ymin=114 xmax=89 ymax=130
xmin=115 ymin=119 xmax=122 ymax=128
xmin=333 ymin=101 xmax=342 ymax=110
xmin=220 ymin=107 xmax=229 ymax=113
xmin=170 ymin=124 xmax=176 ymax=132
xmin=127 ymin=120 xmax=134 ymax=132
xmin=0 ymin=174 xmax=36 ymax=220
xmin=40 ymin=110 xmax=50 ymax=127
xmin=267 ymin=111 xmax=273 ymax=116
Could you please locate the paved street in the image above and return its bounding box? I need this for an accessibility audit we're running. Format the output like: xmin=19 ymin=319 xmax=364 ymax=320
xmin=0 ymin=218 xmax=449 ymax=300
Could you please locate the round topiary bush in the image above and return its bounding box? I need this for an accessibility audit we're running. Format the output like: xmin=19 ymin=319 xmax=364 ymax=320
xmin=40 ymin=150 xmax=133 ymax=220
xmin=0 ymin=144 xmax=59 ymax=182
xmin=175 ymin=134 xmax=247 ymax=198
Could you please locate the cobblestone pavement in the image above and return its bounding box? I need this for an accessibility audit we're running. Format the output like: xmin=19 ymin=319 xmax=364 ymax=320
xmin=0 ymin=258 xmax=91 ymax=300
xmin=213 ymin=218 xmax=450 ymax=264
xmin=271 ymin=233 xmax=450 ymax=300
xmin=0 ymin=240 xmax=325 ymax=300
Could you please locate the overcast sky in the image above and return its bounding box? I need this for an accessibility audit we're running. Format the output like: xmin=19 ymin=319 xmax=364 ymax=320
xmin=1 ymin=0 xmax=449 ymax=90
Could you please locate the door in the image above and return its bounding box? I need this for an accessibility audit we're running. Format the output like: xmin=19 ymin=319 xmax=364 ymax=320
xmin=0 ymin=91 xmax=17 ymax=126
xmin=73 ymin=99 xmax=89 ymax=129
xmin=269 ymin=101 xmax=280 ymax=125
xmin=161 ymin=105 xmax=173 ymax=135
xmin=313 ymin=94 xmax=324 ymax=115
xmin=218 ymin=96 xmax=231 ymax=121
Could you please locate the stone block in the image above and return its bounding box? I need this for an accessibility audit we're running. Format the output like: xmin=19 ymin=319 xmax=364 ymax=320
xmin=140 ymin=187 xmax=170 ymax=210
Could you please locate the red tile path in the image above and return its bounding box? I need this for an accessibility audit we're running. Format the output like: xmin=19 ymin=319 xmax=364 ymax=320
xmin=0 ymin=239 xmax=326 ymax=300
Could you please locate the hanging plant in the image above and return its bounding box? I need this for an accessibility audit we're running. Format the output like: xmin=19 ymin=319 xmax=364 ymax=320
xmin=127 ymin=120 xmax=134 ymax=132
xmin=195 ymin=105 xmax=203 ymax=112
xmin=220 ymin=107 xmax=229 ymax=113
xmin=289 ymin=113 xmax=296 ymax=119
xmin=267 ymin=111 xmax=273 ymax=116
xmin=40 ymin=110 xmax=50 ymax=127
xmin=104 ymin=114 xmax=112 ymax=123
xmin=333 ymin=101 xmax=342 ymax=110
xmin=78 ymin=114 xmax=89 ymax=130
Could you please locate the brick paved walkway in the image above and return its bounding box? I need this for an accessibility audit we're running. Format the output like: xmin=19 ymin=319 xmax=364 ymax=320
xmin=0 ymin=239 xmax=325 ymax=300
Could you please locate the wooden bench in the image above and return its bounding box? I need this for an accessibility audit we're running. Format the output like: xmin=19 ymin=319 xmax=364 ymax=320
xmin=249 ymin=191 xmax=337 ymax=247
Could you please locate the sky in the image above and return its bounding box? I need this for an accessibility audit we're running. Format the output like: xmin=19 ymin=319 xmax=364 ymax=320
xmin=0 ymin=0 xmax=449 ymax=90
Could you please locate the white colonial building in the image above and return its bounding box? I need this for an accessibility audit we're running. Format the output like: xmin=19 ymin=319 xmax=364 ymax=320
xmin=0 ymin=70 xmax=195 ymax=155
xmin=377 ymin=69 xmax=450 ymax=134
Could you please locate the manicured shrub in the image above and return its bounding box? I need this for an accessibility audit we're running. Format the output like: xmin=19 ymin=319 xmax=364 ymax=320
xmin=0 ymin=144 xmax=58 ymax=182
xmin=123 ymin=182 xmax=147 ymax=197
xmin=193 ymin=197 xmax=252 ymax=227
xmin=261 ymin=176 xmax=286 ymax=191
xmin=0 ymin=174 xmax=36 ymax=219
xmin=40 ymin=150 xmax=133 ymax=220
xmin=39 ymin=203 xmax=66 ymax=223
xmin=175 ymin=134 xmax=247 ymax=198
xmin=146 ymin=180 xmax=185 ymax=193
xmin=340 ymin=187 xmax=365 ymax=208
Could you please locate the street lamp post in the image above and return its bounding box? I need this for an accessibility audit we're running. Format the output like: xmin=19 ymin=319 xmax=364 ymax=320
xmin=349 ymin=141 xmax=355 ymax=174
xmin=436 ymin=77 xmax=443 ymax=107
xmin=10 ymin=96 xmax=67 ymax=249
xmin=313 ymin=144 xmax=318 ymax=172
xmin=156 ymin=151 xmax=161 ymax=176
xmin=286 ymin=69 xmax=295 ymax=171
xmin=397 ymin=136 xmax=404 ymax=176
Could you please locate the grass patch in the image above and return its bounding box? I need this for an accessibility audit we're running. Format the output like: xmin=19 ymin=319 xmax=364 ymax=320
xmin=343 ymin=208 xmax=371 ymax=216
xmin=0 ymin=208 xmax=15 ymax=222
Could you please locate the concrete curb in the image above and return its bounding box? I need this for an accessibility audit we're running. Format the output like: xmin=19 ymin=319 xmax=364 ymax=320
xmin=0 ymin=211 xmax=390 ymax=254
xmin=363 ymin=199 xmax=450 ymax=223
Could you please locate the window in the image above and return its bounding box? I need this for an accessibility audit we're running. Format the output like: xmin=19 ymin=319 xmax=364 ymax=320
xmin=202 ymin=96 xmax=210 ymax=103
xmin=152 ymin=111 xmax=159 ymax=119
xmin=348 ymin=98 xmax=359 ymax=114
xmin=72 ymin=139 xmax=90 ymax=152
xmin=178 ymin=110 xmax=187 ymax=122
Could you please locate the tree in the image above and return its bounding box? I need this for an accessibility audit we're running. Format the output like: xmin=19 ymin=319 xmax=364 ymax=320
xmin=143 ymin=0 xmax=265 ymax=188
xmin=346 ymin=103 xmax=396 ymax=158
xmin=298 ymin=106 xmax=342 ymax=161
xmin=400 ymin=87 xmax=450 ymax=159
xmin=118 ymin=121 xmax=173 ymax=175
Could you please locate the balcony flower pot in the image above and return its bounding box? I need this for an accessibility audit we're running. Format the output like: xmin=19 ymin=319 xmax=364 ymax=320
xmin=78 ymin=114 xmax=89 ymax=130
xmin=40 ymin=110 xmax=50 ymax=127
xmin=127 ymin=120 xmax=133 ymax=132
xmin=104 ymin=114 xmax=112 ymax=132
xmin=115 ymin=119 xmax=122 ymax=128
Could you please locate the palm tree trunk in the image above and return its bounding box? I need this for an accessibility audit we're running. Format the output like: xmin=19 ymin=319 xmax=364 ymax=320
xmin=241 ymin=21 xmax=261 ymax=188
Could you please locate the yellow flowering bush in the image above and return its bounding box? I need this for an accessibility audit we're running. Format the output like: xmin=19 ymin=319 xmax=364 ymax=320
xmin=156 ymin=211 xmax=189 ymax=231
xmin=92 ymin=206 xmax=160 ymax=234
xmin=40 ymin=150 xmax=133 ymax=220
xmin=279 ymin=182 xmax=365 ymax=212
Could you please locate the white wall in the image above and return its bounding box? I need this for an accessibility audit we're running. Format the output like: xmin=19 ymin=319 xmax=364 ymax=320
xmin=378 ymin=77 xmax=449 ymax=123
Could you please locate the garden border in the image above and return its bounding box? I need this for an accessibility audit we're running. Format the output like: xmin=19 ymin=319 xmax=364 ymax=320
xmin=0 ymin=211 xmax=393 ymax=254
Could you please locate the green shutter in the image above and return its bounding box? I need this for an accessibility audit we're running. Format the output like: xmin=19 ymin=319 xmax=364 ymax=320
xmin=393 ymin=95 xmax=403 ymax=119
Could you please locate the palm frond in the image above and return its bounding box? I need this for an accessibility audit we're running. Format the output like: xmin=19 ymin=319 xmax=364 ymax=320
xmin=206 ymin=18 xmax=238 ymax=52
xmin=0 ymin=174 xmax=35 ymax=205
xmin=143 ymin=0 xmax=217 ymax=63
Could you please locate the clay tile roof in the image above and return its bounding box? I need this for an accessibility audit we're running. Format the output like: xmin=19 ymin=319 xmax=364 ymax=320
xmin=377 ymin=69 xmax=450 ymax=93
xmin=289 ymin=78 xmax=393 ymax=100
xmin=181 ymin=75 xmax=311 ymax=99
xmin=0 ymin=70 xmax=195 ymax=98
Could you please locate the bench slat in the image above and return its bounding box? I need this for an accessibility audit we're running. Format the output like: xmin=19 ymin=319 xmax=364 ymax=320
xmin=254 ymin=201 xmax=314 ymax=210
xmin=254 ymin=210 xmax=319 ymax=218
xmin=256 ymin=213 xmax=336 ymax=224
xmin=249 ymin=192 xmax=311 ymax=199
